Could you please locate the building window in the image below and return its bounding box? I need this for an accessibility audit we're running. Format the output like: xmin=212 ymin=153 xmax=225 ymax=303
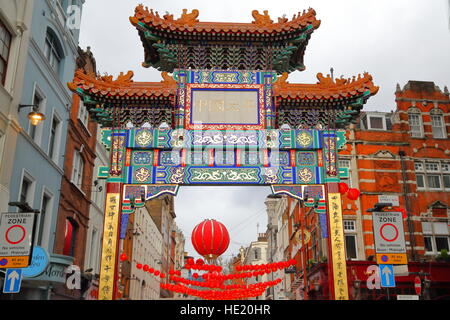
xmin=339 ymin=159 xmax=352 ymax=188
xmin=48 ymin=115 xmax=60 ymax=159
xmin=19 ymin=177 xmax=32 ymax=204
xmin=415 ymin=161 xmax=450 ymax=191
xmin=408 ymin=109 xmax=423 ymax=138
xmin=78 ymin=100 xmax=90 ymax=129
xmin=344 ymin=220 xmax=357 ymax=260
xmin=344 ymin=220 xmax=356 ymax=232
xmin=431 ymin=109 xmax=446 ymax=139
xmin=37 ymin=194 xmax=51 ymax=245
xmin=367 ymin=115 xmax=386 ymax=130
xmin=44 ymin=29 xmax=62 ymax=74
xmin=0 ymin=20 xmax=12 ymax=86
xmin=63 ymin=218 xmax=77 ymax=256
xmin=422 ymin=222 xmax=450 ymax=254
xmin=89 ymin=227 xmax=98 ymax=271
xmin=72 ymin=149 xmax=84 ymax=187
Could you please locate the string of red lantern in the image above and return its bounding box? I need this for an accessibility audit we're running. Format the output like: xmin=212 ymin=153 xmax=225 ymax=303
xmin=338 ymin=182 xmax=361 ymax=201
xmin=130 ymin=258 xmax=296 ymax=299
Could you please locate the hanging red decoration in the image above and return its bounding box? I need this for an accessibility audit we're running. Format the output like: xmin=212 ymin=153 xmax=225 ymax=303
xmin=347 ymin=188 xmax=361 ymax=200
xmin=338 ymin=182 xmax=349 ymax=194
xmin=136 ymin=263 xmax=142 ymax=269
xmin=143 ymin=265 xmax=149 ymax=272
xmin=191 ymin=219 xmax=230 ymax=261
xmin=119 ymin=253 xmax=127 ymax=261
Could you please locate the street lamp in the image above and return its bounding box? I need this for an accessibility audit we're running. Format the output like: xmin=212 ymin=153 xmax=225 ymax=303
xmin=18 ymin=104 xmax=46 ymax=126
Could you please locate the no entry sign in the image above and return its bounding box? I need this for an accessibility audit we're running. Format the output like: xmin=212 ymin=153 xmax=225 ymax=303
xmin=372 ymin=211 xmax=406 ymax=254
xmin=0 ymin=212 xmax=35 ymax=268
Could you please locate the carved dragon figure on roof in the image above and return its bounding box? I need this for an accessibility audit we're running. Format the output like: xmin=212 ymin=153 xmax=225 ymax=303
xmin=252 ymin=10 xmax=274 ymax=26
xmin=176 ymin=9 xmax=200 ymax=26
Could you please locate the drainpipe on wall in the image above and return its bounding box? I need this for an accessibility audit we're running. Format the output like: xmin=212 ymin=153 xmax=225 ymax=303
xmin=399 ymin=150 xmax=417 ymax=261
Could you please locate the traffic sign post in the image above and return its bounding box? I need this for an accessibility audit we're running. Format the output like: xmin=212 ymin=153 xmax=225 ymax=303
xmin=380 ymin=264 xmax=395 ymax=288
xmin=372 ymin=211 xmax=407 ymax=265
xmin=414 ymin=276 xmax=422 ymax=296
xmin=3 ymin=268 xmax=23 ymax=293
xmin=0 ymin=212 xmax=36 ymax=268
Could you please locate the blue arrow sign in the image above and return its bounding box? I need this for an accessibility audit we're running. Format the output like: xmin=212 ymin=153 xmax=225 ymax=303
xmin=3 ymin=268 xmax=23 ymax=293
xmin=380 ymin=264 xmax=395 ymax=288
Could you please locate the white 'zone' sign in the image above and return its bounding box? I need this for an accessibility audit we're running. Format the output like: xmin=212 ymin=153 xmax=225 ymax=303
xmin=372 ymin=212 xmax=406 ymax=253
xmin=0 ymin=212 xmax=35 ymax=257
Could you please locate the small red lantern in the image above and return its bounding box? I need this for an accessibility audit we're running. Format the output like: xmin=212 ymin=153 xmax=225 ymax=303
xmin=187 ymin=257 xmax=194 ymax=265
xmin=347 ymin=188 xmax=360 ymax=200
xmin=143 ymin=264 xmax=149 ymax=272
xmin=136 ymin=263 xmax=142 ymax=269
xmin=154 ymin=270 xmax=160 ymax=276
xmin=338 ymin=182 xmax=349 ymax=194
xmin=193 ymin=273 xmax=199 ymax=279
xmin=149 ymin=267 xmax=154 ymax=273
xmin=119 ymin=253 xmax=127 ymax=261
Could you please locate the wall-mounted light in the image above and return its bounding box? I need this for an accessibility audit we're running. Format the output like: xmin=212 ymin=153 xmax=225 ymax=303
xmin=19 ymin=104 xmax=46 ymax=126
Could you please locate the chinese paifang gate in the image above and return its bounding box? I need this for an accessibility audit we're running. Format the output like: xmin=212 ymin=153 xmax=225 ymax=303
xmin=68 ymin=4 xmax=379 ymax=300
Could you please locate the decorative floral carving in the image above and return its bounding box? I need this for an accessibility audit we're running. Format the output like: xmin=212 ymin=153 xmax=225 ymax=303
xmin=263 ymin=168 xmax=278 ymax=184
xmin=297 ymin=132 xmax=312 ymax=147
xmin=134 ymin=167 xmax=151 ymax=182
xmin=135 ymin=129 xmax=153 ymax=147
xmin=191 ymin=169 xmax=259 ymax=182
xmin=169 ymin=167 xmax=185 ymax=184
xmin=298 ymin=167 xmax=313 ymax=183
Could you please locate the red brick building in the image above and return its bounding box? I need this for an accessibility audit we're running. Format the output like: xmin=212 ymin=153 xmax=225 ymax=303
xmin=288 ymin=81 xmax=450 ymax=300
xmin=52 ymin=47 xmax=98 ymax=299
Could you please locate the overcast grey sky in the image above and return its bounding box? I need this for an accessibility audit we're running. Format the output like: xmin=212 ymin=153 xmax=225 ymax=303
xmin=78 ymin=0 xmax=450 ymax=262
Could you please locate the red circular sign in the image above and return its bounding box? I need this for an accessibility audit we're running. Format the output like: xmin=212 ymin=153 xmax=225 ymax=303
xmin=380 ymin=223 xmax=399 ymax=242
xmin=414 ymin=276 xmax=421 ymax=295
xmin=5 ymin=225 xmax=26 ymax=244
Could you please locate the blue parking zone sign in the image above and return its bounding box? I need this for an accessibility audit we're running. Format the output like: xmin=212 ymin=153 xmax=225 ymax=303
xmin=3 ymin=268 xmax=23 ymax=293
xmin=379 ymin=264 xmax=395 ymax=288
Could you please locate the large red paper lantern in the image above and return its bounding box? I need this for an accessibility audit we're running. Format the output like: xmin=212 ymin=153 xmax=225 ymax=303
xmin=191 ymin=219 xmax=230 ymax=261
xmin=338 ymin=182 xmax=349 ymax=194
xmin=347 ymin=188 xmax=360 ymax=200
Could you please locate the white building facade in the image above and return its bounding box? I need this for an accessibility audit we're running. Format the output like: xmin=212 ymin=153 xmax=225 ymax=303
xmin=130 ymin=205 xmax=163 ymax=300
xmin=84 ymin=126 xmax=108 ymax=276
xmin=243 ymin=234 xmax=269 ymax=300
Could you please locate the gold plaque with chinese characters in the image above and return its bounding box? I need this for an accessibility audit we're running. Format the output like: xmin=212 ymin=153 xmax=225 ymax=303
xmin=328 ymin=193 xmax=349 ymax=300
xmin=98 ymin=193 xmax=121 ymax=300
